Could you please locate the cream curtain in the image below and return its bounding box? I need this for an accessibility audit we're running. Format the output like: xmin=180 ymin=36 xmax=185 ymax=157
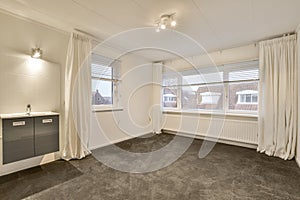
xmin=62 ymin=33 xmax=92 ymax=160
xmin=152 ymin=62 xmax=163 ymax=134
xmin=258 ymin=35 xmax=298 ymax=160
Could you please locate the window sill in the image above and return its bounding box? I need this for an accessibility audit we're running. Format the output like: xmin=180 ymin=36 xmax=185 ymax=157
xmin=92 ymin=107 xmax=123 ymax=113
xmin=163 ymin=109 xmax=258 ymax=118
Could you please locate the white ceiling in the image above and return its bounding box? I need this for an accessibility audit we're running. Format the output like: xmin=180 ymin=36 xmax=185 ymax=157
xmin=0 ymin=0 xmax=300 ymax=61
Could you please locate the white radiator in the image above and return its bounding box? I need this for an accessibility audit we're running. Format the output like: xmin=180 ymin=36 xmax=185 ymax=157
xmin=216 ymin=118 xmax=258 ymax=145
xmin=163 ymin=114 xmax=258 ymax=148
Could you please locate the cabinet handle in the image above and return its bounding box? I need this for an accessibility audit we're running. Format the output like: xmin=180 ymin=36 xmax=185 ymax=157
xmin=42 ymin=119 xmax=53 ymax=124
xmin=13 ymin=121 xmax=26 ymax=126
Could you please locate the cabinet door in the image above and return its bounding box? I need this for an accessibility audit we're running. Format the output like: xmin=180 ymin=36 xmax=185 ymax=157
xmin=3 ymin=118 xmax=35 ymax=164
xmin=34 ymin=116 xmax=59 ymax=156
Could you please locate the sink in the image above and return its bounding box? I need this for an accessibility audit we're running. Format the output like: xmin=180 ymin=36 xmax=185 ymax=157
xmin=0 ymin=112 xmax=59 ymax=119
xmin=27 ymin=112 xmax=52 ymax=116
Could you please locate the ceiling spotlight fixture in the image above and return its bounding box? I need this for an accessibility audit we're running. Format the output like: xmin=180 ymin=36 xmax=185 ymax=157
xmin=31 ymin=48 xmax=42 ymax=59
xmin=160 ymin=23 xmax=166 ymax=30
xmin=154 ymin=13 xmax=177 ymax=32
xmin=170 ymin=16 xmax=177 ymax=27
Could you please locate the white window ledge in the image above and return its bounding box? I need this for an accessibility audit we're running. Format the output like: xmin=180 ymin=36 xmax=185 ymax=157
xmin=92 ymin=107 xmax=123 ymax=113
xmin=163 ymin=109 xmax=258 ymax=118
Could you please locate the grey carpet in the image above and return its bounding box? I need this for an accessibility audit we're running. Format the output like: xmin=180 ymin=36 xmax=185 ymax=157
xmin=0 ymin=160 xmax=82 ymax=200
xmin=1 ymin=133 xmax=300 ymax=200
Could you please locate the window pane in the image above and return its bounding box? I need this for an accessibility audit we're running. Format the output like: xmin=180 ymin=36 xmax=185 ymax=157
xmin=163 ymin=73 xmax=179 ymax=86
xmin=162 ymin=60 xmax=259 ymax=114
xmin=92 ymin=64 xmax=112 ymax=79
xmin=228 ymin=69 xmax=259 ymax=82
xmin=252 ymin=95 xmax=258 ymax=103
xmin=229 ymin=81 xmax=258 ymax=111
xmin=182 ymin=84 xmax=224 ymax=110
xmin=163 ymin=87 xmax=177 ymax=108
xmin=182 ymin=72 xmax=223 ymax=85
xmin=92 ymin=79 xmax=112 ymax=105
xmin=246 ymin=94 xmax=251 ymax=102
xmin=181 ymin=86 xmax=197 ymax=109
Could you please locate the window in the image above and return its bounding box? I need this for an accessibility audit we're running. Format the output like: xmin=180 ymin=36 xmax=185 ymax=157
xmin=162 ymin=60 xmax=259 ymax=114
xmin=162 ymin=72 xmax=180 ymax=109
xmin=181 ymin=84 xmax=224 ymax=110
xmin=91 ymin=54 xmax=120 ymax=109
xmin=237 ymin=90 xmax=258 ymax=104
xmin=227 ymin=67 xmax=259 ymax=112
xmin=199 ymin=92 xmax=221 ymax=105
xmin=92 ymin=65 xmax=113 ymax=105
xmin=163 ymin=87 xmax=178 ymax=108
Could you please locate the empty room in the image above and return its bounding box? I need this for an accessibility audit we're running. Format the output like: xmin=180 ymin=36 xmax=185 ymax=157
xmin=0 ymin=0 xmax=300 ymax=199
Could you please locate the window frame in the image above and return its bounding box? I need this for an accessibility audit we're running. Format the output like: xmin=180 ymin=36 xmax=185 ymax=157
xmin=162 ymin=60 xmax=259 ymax=116
xmin=91 ymin=53 xmax=121 ymax=111
xmin=236 ymin=91 xmax=258 ymax=104
xmin=227 ymin=80 xmax=259 ymax=114
xmin=180 ymin=83 xmax=225 ymax=111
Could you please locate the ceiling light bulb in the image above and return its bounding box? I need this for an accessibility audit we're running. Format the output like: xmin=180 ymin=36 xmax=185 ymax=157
xmin=31 ymin=48 xmax=42 ymax=59
xmin=160 ymin=24 xmax=166 ymax=30
xmin=171 ymin=20 xmax=177 ymax=27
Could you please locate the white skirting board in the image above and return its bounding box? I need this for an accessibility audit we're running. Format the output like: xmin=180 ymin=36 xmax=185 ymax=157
xmin=163 ymin=129 xmax=258 ymax=149
xmin=89 ymin=136 xmax=133 ymax=151
xmin=88 ymin=132 xmax=152 ymax=151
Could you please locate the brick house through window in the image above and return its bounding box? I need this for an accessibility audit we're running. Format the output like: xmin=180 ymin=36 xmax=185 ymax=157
xmin=162 ymin=60 xmax=259 ymax=113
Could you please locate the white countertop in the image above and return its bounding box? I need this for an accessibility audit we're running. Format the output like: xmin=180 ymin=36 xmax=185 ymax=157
xmin=0 ymin=112 xmax=60 ymax=119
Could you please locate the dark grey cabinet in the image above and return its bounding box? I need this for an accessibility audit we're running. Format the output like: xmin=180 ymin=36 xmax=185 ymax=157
xmin=2 ymin=115 xmax=59 ymax=164
xmin=3 ymin=118 xmax=35 ymax=164
xmin=34 ymin=116 xmax=59 ymax=156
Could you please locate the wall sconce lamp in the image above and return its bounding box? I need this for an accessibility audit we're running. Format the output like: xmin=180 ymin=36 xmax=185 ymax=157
xmin=31 ymin=48 xmax=42 ymax=59
xmin=154 ymin=13 xmax=177 ymax=32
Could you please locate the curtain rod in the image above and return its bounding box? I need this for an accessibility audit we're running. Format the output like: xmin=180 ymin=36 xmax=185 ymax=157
xmin=74 ymin=28 xmax=103 ymax=43
xmin=217 ymin=32 xmax=296 ymax=52
xmin=257 ymin=32 xmax=296 ymax=44
xmin=74 ymin=29 xmax=122 ymax=62
xmin=92 ymin=52 xmax=121 ymax=62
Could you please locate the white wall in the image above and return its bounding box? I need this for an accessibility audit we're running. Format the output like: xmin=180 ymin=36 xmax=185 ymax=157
xmin=89 ymin=53 xmax=154 ymax=150
xmin=0 ymin=11 xmax=69 ymax=175
xmin=0 ymin=57 xmax=60 ymax=114
xmin=0 ymin=11 xmax=156 ymax=172
xmin=162 ymin=44 xmax=259 ymax=148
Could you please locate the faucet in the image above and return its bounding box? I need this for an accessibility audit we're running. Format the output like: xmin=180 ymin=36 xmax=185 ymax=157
xmin=26 ymin=104 xmax=31 ymax=115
